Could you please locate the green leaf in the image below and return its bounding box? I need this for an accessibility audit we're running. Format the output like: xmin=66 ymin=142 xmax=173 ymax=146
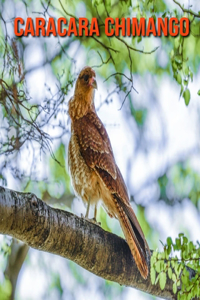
xmin=194 ymin=281 xmax=200 ymax=296
xmin=177 ymin=279 xmax=181 ymax=287
xmin=167 ymin=237 xmax=172 ymax=246
xmin=159 ymin=272 xmax=167 ymax=290
xmin=181 ymin=274 xmax=188 ymax=285
xmin=155 ymin=261 xmax=161 ymax=273
xmin=0 ymin=277 xmax=12 ymax=299
xmin=173 ymin=282 xmax=177 ymax=294
xmin=168 ymin=267 xmax=172 ymax=279
xmin=152 ymin=250 xmax=158 ymax=258
xmin=137 ymin=36 xmax=142 ymax=43
xmin=105 ymin=0 xmax=111 ymax=13
xmin=151 ymin=267 xmax=156 ymax=284
xmin=197 ymin=90 xmax=200 ymax=96
xmin=167 ymin=244 xmax=172 ymax=255
xmin=172 ymin=273 xmax=176 ymax=282
xmin=165 ymin=249 xmax=169 ymax=259
xmin=175 ymin=238 xmax=181 ymax=249
xmin=179 ymin=84 xmax=184 ymax=98
xmin=158 ymin=252 xmax=165 ymax=260
xmin=183 ymin=89 xmax=190 ymax=106
xmin=189 ymin=241 xmax=194 ymax=251
xmin=155 ymin=274 xmax=160 ymax=285
xmin=179 ymin=44 xmax=182 ymax=54
xmin=177 ymin=73 xmax=182 ymax=85
xmin=151 ymin=256 xmax=156 ymax=264
xmin=184 ymin=66 xmax=189 ymax=76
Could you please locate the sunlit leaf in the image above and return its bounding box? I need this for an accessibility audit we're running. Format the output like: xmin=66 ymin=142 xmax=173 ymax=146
xmin=183 ymin=89 xmax=190 ymax=106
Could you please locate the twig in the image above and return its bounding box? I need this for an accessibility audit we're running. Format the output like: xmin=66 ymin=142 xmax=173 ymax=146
xmin=173 ymin=0 xmax=200 ymax=18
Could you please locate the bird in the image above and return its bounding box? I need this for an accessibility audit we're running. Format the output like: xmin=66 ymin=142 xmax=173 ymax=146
xmin=68 ymin=66 xmax=150 ymax=279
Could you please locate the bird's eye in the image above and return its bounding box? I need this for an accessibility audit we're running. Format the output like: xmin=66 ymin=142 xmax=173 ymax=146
xmin=83 ymin=74 xmax=89 ymax=82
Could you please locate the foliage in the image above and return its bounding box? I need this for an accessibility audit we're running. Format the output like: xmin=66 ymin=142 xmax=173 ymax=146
xmin=0 ymin=0 xmax=200 ymax=299
xmin=157 ymin=162 xmax=200 ymax=208
xmin=0 ymin=278 xmax=12 ymax=300
xmin=151 ymin=233 xmax=200 ymax=299
xmin=0 ymin=237 xmax=12 ymax=300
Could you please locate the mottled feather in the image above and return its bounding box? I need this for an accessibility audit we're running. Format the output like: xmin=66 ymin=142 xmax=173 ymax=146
xmin=68 ymin=66 xmax=150 ymax=279
xmin=74 ymin=112 xmax=117 ymax=179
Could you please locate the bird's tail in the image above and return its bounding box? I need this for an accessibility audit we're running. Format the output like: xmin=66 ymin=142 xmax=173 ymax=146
xmin=113 ymin=195 xmax=150 ymax=279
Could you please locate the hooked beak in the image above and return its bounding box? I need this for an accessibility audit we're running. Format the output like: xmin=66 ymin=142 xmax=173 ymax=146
xmin=89 ymin=77 xmax=97 ymax=90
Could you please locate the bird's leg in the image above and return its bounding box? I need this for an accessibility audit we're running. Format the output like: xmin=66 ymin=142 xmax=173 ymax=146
xmin=94 ymin=204 xmax=97 ymax=221
xmin=92 ymin=204 xmax=101 ymax=226
xmin=85 ymin=198 xmax=91 ymax=218
xmin=82 ymin=201 xmax=101 ymax=226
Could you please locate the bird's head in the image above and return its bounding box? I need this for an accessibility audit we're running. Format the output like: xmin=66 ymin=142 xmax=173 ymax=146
xmin=75 ymin=66 xmax=97 ymax=94
xmin=69 ymin=66 xmax=98 ymax=120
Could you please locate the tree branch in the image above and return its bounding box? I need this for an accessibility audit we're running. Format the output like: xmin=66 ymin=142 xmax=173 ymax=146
xmin=173 ymin=0 xmax=200 ymax=18
xmin=0 ymin=186 xmax=194 ymax=299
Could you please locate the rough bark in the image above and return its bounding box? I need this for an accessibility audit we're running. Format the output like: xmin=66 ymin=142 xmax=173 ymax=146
xmin=0 ymin=186 xmax=195 ymax=299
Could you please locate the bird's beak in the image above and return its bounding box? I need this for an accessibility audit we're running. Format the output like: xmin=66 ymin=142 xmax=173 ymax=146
xmin=89 ymin=77 xmax=97 ymax=90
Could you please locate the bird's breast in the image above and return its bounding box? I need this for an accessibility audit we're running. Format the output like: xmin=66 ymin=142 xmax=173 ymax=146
xmin=68 ymin=133 xmax=101 ymax=204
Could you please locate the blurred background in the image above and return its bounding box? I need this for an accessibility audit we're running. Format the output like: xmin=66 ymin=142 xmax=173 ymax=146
xmin=0 ymin=0 xmax=200 ymax=299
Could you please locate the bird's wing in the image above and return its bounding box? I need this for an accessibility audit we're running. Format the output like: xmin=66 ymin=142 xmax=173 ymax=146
xmin=74 ymin=111 xmax=150 ymax=279
xmin=74 ymin=112 xmax=132 ymax=202
xmin=73 ymin=111 xmax=117 ymax=180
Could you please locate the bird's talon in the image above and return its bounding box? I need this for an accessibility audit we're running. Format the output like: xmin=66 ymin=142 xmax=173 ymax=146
xmin=92 ymin=217 xmax=101 ymax=226
xmin=83 ymin=217 xmax=101 ymax=226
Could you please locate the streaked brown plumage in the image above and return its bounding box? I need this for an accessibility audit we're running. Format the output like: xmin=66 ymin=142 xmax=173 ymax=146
xmin=68 ymin=66 xmax=150 ymax=279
